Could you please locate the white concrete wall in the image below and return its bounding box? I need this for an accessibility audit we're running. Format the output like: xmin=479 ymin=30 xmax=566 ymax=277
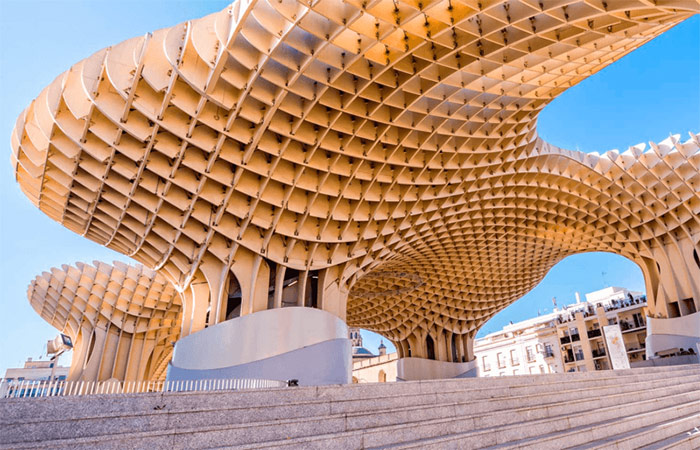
xmin=172 ymin=307 xmax=347 ymax=370
xmin=397 ymin=357 xmax=477 ymax=381
xmin=169 ymin=307 xmax=351 ymax=385
xmin=646 ymin=311 xmax=700 ymax=359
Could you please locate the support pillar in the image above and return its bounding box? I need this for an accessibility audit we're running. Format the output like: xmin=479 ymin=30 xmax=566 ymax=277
xmin=230 ymin=247 xmax=270 ymax=316
xmin=273 ymin=264 xmax=286 ymax=309
xmin=396 ymin=328 xmax=477 ymax=380
xmin=318 ymin=265 xmax=348 ymax=321
xmin=297 ymin=270 xmax=308 ymax=307
xmin=642 ymin=236 xmax=700 ymax=318
xmin=190 ymin=281 xmax=210 ymax=334
xmin=199 ymin=256 xmax=230 ymax=325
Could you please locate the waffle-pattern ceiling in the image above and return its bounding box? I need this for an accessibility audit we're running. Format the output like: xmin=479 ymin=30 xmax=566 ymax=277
xmin=11 ymin=1 xmax=699 ymax=359
xmin=28 ymin=261 xmax=182 ymax=382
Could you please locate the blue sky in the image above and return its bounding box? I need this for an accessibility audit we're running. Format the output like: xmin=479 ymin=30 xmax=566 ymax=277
xmin=0 ymin=2 xmax=697 ymax=371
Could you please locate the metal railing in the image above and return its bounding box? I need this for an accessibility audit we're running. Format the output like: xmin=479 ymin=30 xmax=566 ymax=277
xmin=592 ymin=348 xmax=607 ymax=358
xmin=0 ymin=378 xmax=287 ymax=399
xmin=587 ymin=328 xmax=602 ymax=338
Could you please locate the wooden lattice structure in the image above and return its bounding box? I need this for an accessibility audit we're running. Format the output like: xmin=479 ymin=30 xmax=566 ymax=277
xmin=12 ymin=0 xmax=700 ymax=364
xmin=28 ymin=261 xmax=182 ymax=382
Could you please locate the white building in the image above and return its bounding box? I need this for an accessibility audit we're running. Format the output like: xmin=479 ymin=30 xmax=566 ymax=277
xmin=3 ymin=358 xmax=69 ymax=382
xmin=474 ymin=312 xmax=563 ymax=377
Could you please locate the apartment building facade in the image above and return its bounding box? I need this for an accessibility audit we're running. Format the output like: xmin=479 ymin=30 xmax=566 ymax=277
xmin=557 ymin=287 xmax=647 ymax=372
xmin=474 ymin=314 xmax=563 ymax=377
xmin=475 ymin=287 xmax=648 ymax=376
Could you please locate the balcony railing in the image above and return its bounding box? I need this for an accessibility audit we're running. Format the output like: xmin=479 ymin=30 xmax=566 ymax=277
xmin=592 ymin=348 xmax=607 ymax=358
xmin=0 ymin=377 xmax=288 ymax=399
xmin=560 ymin=336 xmax=571 ymax=344
xmin=571 ymin=333 xmax=581 ymax=342
xmin=587 ymin=329 xmax=602 ymax=338
xmin=543 ymin=351 xmax=555 ymax=358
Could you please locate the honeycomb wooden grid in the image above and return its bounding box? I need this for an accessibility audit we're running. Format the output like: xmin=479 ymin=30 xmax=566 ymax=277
xmin=28 ymin=261 xmax=182 ymax=382
xmin=12 ymin=0 xmax=700 ymax=362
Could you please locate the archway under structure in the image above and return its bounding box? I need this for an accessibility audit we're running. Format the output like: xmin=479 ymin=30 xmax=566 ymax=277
xmin=476 ymin=252 xmax=646 ymax=339
xmin=347 ymin=221 xmax=700 ymax=381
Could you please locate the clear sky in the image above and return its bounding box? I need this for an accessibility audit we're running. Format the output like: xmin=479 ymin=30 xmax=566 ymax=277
xmin=0 ymin=2 xmax=697 ymax=372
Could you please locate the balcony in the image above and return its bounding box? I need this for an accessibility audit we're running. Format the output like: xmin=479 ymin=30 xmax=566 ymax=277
xmin=619 ymin=319 xmax=646 ymax=332
xmin=543 ymin=351 xmax=555 ymax=358
xmin=592 ymin=348 xmax=606 ymax=358
xmin=560 ymin=336 xmax=571 ymax=344
xmin=571 ymin=333 xmax=581 ymax=342
xmin=564 ymin=356 xmax=575 ymax=364
xmin=587 ymin=329 xmax=602 ymax=338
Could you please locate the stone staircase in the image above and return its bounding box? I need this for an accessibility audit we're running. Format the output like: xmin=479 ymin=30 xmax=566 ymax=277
xmin=1 ymin=364 xmax=699 ymax=449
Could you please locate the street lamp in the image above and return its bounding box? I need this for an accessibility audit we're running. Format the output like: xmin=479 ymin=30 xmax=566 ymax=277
xmin=46 ymin=334 xmax=73 ymax=381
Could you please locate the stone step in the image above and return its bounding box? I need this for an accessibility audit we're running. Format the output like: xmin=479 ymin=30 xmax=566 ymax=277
xmin=8 ymin=374 xmax=698 ymax=449
xmin=3 ymin=364 xmax=697 ymax=428
xmin=489 ymin=399 xmax=700 ymax=450
xmin=3 ymin=369 xmax=699 ymax=445
xmin=574 ymin=412 xmax=700 ymax=449
xmin=639 ymin=424 xmax=700 ymax=450
xmin=235 ymin=384 xmax=700 ymax=449
xmin=352 ymin=389 xmax=700 ymax=450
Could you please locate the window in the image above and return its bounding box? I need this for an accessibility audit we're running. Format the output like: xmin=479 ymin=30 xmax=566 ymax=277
xmin=668 ymin=301 xmax=681 ymax=318
xmin=510 ymin=349 xmax=519 ymax=365
xmin=570 ymin=327 xmax=580 ymax=341
xmin=573 ymin=345 xmax=584 ymax=361
xmin=544 ymin=343 xmax=554 ymax=357
xmin=630 ymin=312 xmax=644 ymax=328
xmin=536 ymin=343 xmax=543 ymax=353
xmin=526 ymin=346 xmax=535 ymax=362
xmin=497 ymin=352 xmax=506 ymax=368
xmin=682 ymin=298 xmax=697 ymax=315
xmin=426 ymin=335 xmax=436 ymax=360
xmin=482 ymin=356 xmax=491 ymax=371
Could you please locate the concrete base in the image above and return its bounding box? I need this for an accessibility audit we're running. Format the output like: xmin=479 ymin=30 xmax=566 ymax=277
xmin=396 ymin=357 xmax=477 ymax=381
xmin=646 ymin=311 xmax=700 ymax=361
xmin=168 ymin=307 xmax=351 ymax=385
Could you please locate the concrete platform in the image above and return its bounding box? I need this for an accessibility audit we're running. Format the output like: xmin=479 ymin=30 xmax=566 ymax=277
xmin=1 ymin=364 xmax=698 ymax=449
